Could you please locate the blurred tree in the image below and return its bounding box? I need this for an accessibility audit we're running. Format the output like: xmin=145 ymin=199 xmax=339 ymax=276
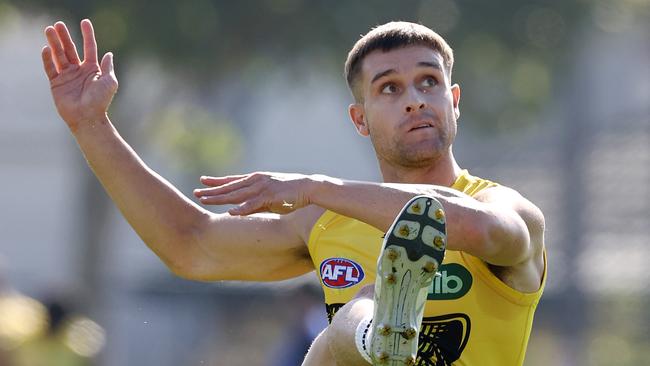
xmin=6 ymin=0 xmax=592 ymax=131
xmin=150 ymin=103 xmax=242 ymax=175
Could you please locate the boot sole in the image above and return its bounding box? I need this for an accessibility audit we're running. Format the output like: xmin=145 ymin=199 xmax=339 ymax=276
xmin=370 ymin=195 xmax=447 ymax=365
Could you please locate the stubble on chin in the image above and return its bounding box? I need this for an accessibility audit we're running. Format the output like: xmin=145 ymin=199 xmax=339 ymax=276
xmin=368 ymin=123 xmax=451 ymax=169
xmin=371 ymin=137 xmax=442 ymax=169
xmin=394 ymin=144 xmax=441 ymax=167
xmin=395 ymin=130 xmax=450 ymax=166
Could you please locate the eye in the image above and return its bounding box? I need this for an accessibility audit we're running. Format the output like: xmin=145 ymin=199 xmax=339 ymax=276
xmin=381 ymin=83 xmax=399 ymax=94
xmin=421 ymin=76 xmax=437 ymax=88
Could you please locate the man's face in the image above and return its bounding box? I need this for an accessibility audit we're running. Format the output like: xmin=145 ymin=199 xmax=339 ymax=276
xmin=350 ymin=46 xmax=460 ymax=168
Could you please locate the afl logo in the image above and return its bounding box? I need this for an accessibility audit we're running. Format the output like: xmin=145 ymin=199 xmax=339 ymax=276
xmin=320 ymin=258 xmax=365 ymax=289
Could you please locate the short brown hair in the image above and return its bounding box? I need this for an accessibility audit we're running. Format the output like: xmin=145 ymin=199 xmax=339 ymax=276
xmin=344 ymin=21 xmax=454 ymax=101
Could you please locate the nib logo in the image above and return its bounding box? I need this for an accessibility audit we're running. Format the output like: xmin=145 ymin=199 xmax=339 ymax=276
xmin=427 ymin=263 xmax=473 ymax=300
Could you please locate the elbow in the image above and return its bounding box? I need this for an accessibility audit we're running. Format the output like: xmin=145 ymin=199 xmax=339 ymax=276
xmin=463 ymin=194 xmax=545 ymax=266
xmin=486 ymin=230 xmax=530 ymax=266
xmin=148 ymin=242 xmax=206 ymax=281
xmin=153 ymin=214 xmax=223 ymax=282
xmin=481 ymin=213 xmax=531 ymax=266
xmin=165 ymin=254 xmax=200 ymax=280
xmin=169 ymin=265 xmax=215 ymax=282
xmin=167 ymin=261 xmax=194 ymax=280
xmin=164 ymin=250 xmax=224 ymax=282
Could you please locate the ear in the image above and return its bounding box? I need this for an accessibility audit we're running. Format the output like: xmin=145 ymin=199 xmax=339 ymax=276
xmin=349 ymin=103 xmax=370 ymax=137
xmin=451 ymin=83 xmax=461 ymax=120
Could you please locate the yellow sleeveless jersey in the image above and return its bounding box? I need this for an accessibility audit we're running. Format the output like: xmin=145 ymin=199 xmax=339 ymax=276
xmin=307 ymin=170 xmax=546 ymax=365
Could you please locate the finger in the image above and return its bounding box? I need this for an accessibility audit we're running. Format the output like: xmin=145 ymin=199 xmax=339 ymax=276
xmin=54 ymin=21 xmax=80 ymax=65
xmin=198 ymin=184 xmax=260 ymax=205
xmin=80 ymin=19 xmax=98 ymax=64
xmin=45 ymin=26 xmax=69 ymax=70
xmin=194 ymin=176 xmax=256 ymax=197
xmin=228 ymin=199 xmax=265 ymax=216
xmin=100 ymin=52 xmax=114 ymax=76
xmin=200 ymin=174 xmax=249 ymax=187
xmin=41 ymin=46 xmax=59 ymax=81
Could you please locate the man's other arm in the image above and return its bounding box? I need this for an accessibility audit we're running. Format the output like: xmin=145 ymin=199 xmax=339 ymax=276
xmin=74 ymin=118 xmax=314 ymax=280
xmin=42 ymin=20 xmax=314 ymax=282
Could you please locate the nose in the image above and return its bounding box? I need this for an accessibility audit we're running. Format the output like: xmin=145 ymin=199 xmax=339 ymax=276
xmin=405 ymin=103 xmax=426 ymax=113
xmin=404 ymin=87 xmax=427 ymax=113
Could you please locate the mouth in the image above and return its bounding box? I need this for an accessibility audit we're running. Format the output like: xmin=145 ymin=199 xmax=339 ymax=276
xmin=408 ymin=122 xmax=434 ymax=131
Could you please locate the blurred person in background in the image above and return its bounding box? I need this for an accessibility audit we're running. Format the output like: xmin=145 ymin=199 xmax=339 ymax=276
xmin=0 ymin=260 xmax=92 ymax=366
xmin=0 ymin=259 xmax=14 ymax=366
xmin=10 ymin=299 xmax=90 ymax=366
xmin=41 ymin=18 xmax=545 ymax=365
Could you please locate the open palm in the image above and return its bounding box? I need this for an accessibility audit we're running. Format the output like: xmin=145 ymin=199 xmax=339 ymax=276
xmin=42 ymin=19 xmax=118 ymax=131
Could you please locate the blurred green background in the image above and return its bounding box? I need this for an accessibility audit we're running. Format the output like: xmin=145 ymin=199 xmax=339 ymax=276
xmin=0 ymin=0 xmax=648 ymax=365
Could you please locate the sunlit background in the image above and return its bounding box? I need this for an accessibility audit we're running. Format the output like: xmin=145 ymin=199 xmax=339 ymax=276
xmin=0 ymin=0 xmax=648 ymax=365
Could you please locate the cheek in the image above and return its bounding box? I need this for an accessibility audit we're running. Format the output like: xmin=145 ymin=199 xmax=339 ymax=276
xmin=366 ymin=114 xmax=394 ymax=138
xmin=443 ymin=91 xmax=457 ymax=112
xmin=431 ymin=94 xmax=454 ymax=119
xmin=367 ymin=101 xmax=399 ymax=124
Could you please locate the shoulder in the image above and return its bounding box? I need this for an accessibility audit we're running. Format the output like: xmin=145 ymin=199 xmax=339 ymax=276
xmin=473 ymin=185 xmax=545 ymax=238
xmin=472 ymin=186 xmax=546 ymax=290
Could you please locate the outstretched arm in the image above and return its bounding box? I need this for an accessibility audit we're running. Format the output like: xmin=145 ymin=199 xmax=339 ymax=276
xmin=195 ymin=173 xmax=545 ymax=267
xmin=41 ymin=20 xmax=313 ymax=281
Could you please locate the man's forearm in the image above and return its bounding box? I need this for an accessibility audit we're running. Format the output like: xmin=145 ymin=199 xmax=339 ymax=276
xmin=72 ymin=115 xmax=210 ymax=271
xmin=307 ymin=175 xmax=493 ymax=255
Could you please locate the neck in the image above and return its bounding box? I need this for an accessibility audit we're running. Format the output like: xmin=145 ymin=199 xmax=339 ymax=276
xmin=378 ymin=149 xmax=462 ymax=186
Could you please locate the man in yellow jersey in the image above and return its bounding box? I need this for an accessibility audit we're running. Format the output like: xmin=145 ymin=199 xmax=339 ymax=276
xmin=41 ymin=19 xmax=545 ymax=366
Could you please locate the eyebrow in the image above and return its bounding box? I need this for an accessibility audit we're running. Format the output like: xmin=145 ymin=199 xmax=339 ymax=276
xmin=370 ymin=61 xmax=444 ymax=85
xmin=417 ymin=61 xmax=443 ymax=71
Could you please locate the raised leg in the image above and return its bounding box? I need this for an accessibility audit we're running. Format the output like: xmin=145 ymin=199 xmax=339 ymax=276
xmin=302 ymin=285 xmax=374 ymax=366
xmin=303 ymin=195 xmax=446 ymax=366
xmin=370 ymin=195 xmax=447 ymax=365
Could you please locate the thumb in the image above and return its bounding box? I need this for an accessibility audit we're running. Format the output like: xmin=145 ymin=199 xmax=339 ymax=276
xmin=100 ymin=52 xmax=114 ymax=76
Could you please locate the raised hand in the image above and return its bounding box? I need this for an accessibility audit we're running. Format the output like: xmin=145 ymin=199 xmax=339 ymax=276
xmin=41 ymin=19 xmax=118 ymax=132
xmin=193 ymin=172 xmax=316 ymax=215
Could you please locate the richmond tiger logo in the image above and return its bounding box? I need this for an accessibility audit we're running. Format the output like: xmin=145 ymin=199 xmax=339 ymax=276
xmin=416 ymin=313 xmax=471 ymax=365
